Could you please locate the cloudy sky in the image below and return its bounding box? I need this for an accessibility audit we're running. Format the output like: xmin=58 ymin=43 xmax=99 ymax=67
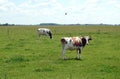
xmin=0 ymin=0 xmax=120 ymax=24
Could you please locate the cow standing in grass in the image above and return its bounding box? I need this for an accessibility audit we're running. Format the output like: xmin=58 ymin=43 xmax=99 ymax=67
xmin=61 ymin=36 xmax=92 ymax=60
xmin=37 ymin=28 xmax=52 ymax=39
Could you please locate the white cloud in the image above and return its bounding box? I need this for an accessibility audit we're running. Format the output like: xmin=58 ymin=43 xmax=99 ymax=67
xmin=16 ymin=0 xmax=63 ymax=17
xmin=0 ymin=0 xmax=120 ymax=24
xmin=0 ymin=0 xmax=14 ymax=11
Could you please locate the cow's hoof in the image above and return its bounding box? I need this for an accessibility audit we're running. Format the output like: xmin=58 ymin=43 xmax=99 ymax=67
xmin=63 ymin=58 xmax=67 ymax=60
xmin=75 ymin=58 xmax=81 ymax=60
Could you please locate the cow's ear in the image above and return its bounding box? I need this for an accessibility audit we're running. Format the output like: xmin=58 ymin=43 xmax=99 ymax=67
xmin=82 ymin=38 xmax=86 ymax=46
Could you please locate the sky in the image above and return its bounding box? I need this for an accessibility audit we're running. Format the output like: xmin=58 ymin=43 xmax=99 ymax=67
xmin=0 ymin=0 xmax=120 ymax=24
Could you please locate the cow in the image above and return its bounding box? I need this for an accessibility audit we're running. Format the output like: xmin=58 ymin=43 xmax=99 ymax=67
xmin=60 ymin=36 xmax=92 ymax=60
xmin=37 ymin=28 xmax=52 ymax=39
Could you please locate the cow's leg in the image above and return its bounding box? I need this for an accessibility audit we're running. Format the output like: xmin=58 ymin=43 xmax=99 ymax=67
xmin=62 ymin=48 xmax=66 ymax=60
xmin=79 ymin=47 xmax=82 ymax=59
xmin=79 ymin=49 xmax=81 ymax=59
xmin=76 ymin=48 xmax=82 ymax=60
xmin=76 ymin=49 xmax=80 ymax=59
xmin=38 ymin=33 xmax=41 ymax=39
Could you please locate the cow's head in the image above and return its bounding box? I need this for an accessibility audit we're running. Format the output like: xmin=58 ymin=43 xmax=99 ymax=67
xmin=84 ymin=36 xmax=92 ymax=45
xmin=47 ymin=31 xmax=52 ymax=39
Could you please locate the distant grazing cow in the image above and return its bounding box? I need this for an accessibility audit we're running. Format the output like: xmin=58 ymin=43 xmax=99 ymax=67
xmin=61 ymin=36 xmax=92 ymax=60
xmin=37 ymin=28 xmax=52 ymax=39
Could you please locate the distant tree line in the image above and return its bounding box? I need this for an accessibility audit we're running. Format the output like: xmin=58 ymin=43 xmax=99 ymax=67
xmin=39 ymin=23 xmax=120 ymax=26
xmin=0 ymin=23 xmax=120 ymax=26
xmin=0 ymin=23 xmax=15 ymax=26
xmin=40 ymin=23 xmax=60 ymax=26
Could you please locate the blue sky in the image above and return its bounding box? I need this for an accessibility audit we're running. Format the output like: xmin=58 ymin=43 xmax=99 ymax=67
xmin=0 ymin=0 xmax=120 ymax=24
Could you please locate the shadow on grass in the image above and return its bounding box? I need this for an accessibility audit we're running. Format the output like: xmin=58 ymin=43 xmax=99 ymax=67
xmin=58 ymin=58 xmax=83 ymax=61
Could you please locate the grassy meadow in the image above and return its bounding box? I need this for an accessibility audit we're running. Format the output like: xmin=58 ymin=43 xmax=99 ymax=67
xmin=0 ymin=26 xmax=120 ymax=79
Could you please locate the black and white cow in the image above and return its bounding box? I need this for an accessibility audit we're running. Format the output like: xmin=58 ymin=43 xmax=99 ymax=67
xmin=60 ymin=36 xmax=92 ymax=59
xmin=37 ymin=28 xmax=52 ymax=39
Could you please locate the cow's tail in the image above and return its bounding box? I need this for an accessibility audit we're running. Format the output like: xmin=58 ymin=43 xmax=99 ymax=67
xmin=61 ymin=38 xmax=67 ymax=44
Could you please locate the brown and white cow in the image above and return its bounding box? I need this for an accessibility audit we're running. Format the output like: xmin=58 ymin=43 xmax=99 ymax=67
xmin=60 ymin=36 xmax=92 ymax=60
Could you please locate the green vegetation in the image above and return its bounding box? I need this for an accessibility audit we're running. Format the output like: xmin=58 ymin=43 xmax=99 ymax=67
xmin=0 ymin=26 xmax=120 ymax=79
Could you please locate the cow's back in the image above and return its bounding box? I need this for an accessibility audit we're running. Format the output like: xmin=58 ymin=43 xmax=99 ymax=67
xmin=38 ymin=28 xmax=49 ymax=35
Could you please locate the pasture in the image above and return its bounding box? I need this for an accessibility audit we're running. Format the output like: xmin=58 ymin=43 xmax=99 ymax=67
xmin=0 ymin=26 xmax=120 ymax=79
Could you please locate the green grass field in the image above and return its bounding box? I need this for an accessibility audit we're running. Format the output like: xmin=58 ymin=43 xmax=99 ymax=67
xmin=0 ymin=26 xmax=120 ymax=79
